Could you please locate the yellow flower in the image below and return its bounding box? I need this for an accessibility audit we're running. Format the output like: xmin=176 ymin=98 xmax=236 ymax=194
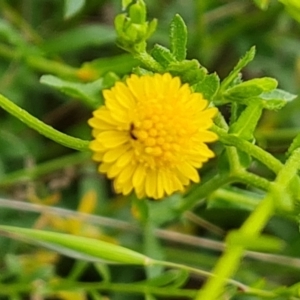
xmin=88 ymin=73 xmax=218 ymax=199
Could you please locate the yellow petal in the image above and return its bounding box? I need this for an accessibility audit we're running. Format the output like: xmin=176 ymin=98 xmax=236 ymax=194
xmin=94 ymin=109 xmax=116 ymax=124
xmin=161 ymin=170 xmax=173 ymax=195
xmin=132 ymin=164 xmax=147 ymax=189
xmin=97 ymin=131 xmax=129 ymax=148
xmin=88 ymin=117 xmax=114 ymax=130
xmin=157 ymin=170 xmax=166 ymax=199
xmin=199 ymin=107 xmax=218 ymax=119
xmin=107 ymin=163 xmax=123 ymax=178
xmin=114 ymin=82 xmax=136 ymax=109
xmin=177 ymin=161 xmax=199 ymax=183
xmin=89 ymin=140 xmax=105 ymax=152
xmin=126 ymin=75 xmax=145 ymax=101
xmin=103 ymin=144 xmax=130 ymax=163
xmin=198 ymin=130 xmax=218 ymax=142
xmin=116 ymin=150 xmax=134 ymax=168
xmin=145 ymin=169 xmax=157 ymax=198
xmin=92 ymin=152 xmax=104 ymax=162
xmin=116 ymin=162 xmax=136 ymax=185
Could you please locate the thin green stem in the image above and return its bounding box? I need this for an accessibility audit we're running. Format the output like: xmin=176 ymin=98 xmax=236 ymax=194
xmin=182 ymin=170 xmax=269 ymax=213
xmin=195 ymin=192 xmax=274 ymax=300
xmin=195 ymin=246 xmax=245 ymax=300
xmin=212 ymin=124 xmax=283 ymax=173
xmin=180 ymin=174 xmax=232 ymax=211
xmin=273 ymin=148 xmax=300 ymax=187
xmin=210 ymin=188 xmax=261 ymax=210
xmin=214 ymin=112 xmax=229 ymax=130
xmin=68 ymin=261 xmax=89 ymax=281
xmin=226 ymin=146 xmax=241 ymax=172
xmin=233 ymin=170 xmax=271 ymax=191
xmin=0 ymin=94 xmax=90 ymax=151
xmin=240 ymin=193 xmax=274 ymax=236
xmin=196 ymin=147 xmax=300 ymax=300
xmin=154 ymin=260 xmax=276 ymax=298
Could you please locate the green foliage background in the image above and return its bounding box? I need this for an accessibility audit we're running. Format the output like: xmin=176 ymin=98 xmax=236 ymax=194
xmin=1 ymin=0 xmax=300 ymax=299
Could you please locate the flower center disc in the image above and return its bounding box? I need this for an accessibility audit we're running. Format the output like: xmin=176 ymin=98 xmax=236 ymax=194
xmin=130 ymin=99 xmax=196 ymax=169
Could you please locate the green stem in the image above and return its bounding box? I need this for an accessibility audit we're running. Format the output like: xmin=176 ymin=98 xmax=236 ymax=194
xmin=195 ymin=246 xmax=245 ymax=300
xmin=0 ymin=94 xmax=90 ymax=151
xmin=212 ymin=124 xmax=283 ymax=173
xmin=226 ymin=146 xmax=241 ymax=172
xmin=214 ymin=111 xmax=229 ymax=130
xmin=68 ymin=261 xmax=89 ymax=281
xmin=154 ymin=260 xmax=276 ymax=298
xmin=196 ymin=148 xmax=300 ymax=300
xmin=180 ymin=174 xmax=232 ymax=211
xmin=233 ymin=170 xmax=271 ymax=191
xmin=195 ymin=197 xmax=274 ymax=300
xmin=210 ymin=188 xmax=260 ymax=210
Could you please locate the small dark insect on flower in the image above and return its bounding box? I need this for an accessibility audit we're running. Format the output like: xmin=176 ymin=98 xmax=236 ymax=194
xmin=130 ymin=123 xmax=137 ymax=140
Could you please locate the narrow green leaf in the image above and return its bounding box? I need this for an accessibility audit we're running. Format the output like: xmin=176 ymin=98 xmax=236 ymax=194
xmin=151 ymin=44 xmax=176 ymax=68
xmin=145 ymin=19 xmax=158 ymax=39
xmin=194 ymin=73 xmax=220 ymax=100
xmin=229 ymin=102 xmax=263 ymax=140
xmin=0 ymin=226 xmax=149 ymax=265
xmin=224 ymin=77 xmax=278 ymax=100
xmin=170 ymin=14 xmax=187 ymax=61
xmin=260 ymin=89 xmax=297 ymax=110
xmin=64 ymin=0 xmax=85 ymax=19
xmin=40 ymin=75 xmax=103 ymax=108
xmin=220 ymin=46 xmax=256 ymax=92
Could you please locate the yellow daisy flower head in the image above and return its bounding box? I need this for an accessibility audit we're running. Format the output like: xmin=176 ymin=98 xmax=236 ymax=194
xmin=88 ymin=73 xmax=218 ymax=200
